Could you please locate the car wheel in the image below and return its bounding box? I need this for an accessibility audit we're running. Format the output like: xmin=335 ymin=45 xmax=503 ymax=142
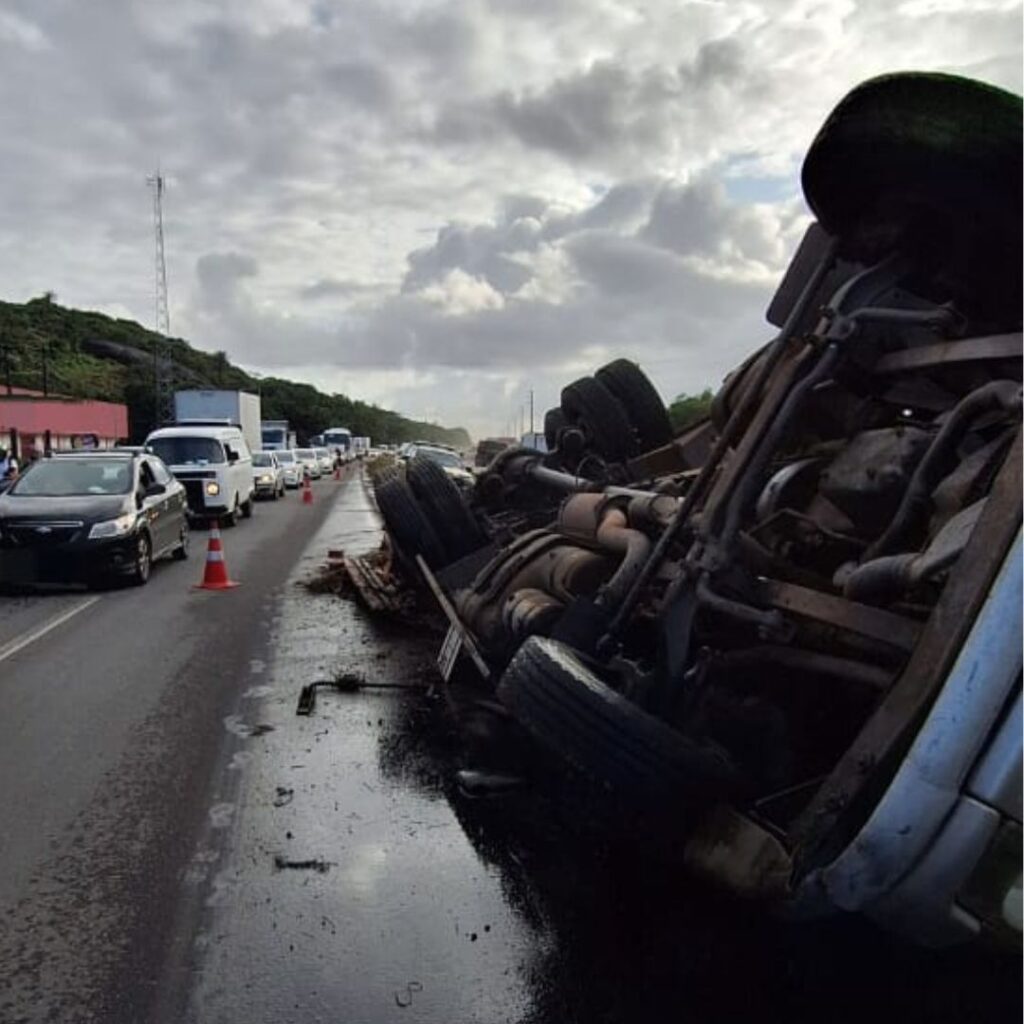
xmin=595 ymin=359 xmax=673 ymax=451
xmin=128 ymin=532 xmax=152 ymax=586
xmin=241 ymin=495 xmax=254 ymax=518
xmin=406 ymin=454 xmax=487 ymax=562
xmin=560 ymin=376 xmax=639 ymax=463
xmin=374 ymin=471 xmax=448 ymax=569
xmin=172 ymin=519 xmax=190 ymax=560
xmin=497 ymin=637 xmax=743 ymax=810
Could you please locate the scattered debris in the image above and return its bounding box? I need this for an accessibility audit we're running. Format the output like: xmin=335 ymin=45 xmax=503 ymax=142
xmin=273 ymin=787 xmax=294 ymax=807
xmin=394 ymin=981 xmax=423 ymax=1008
xmin=272 ymin=855 xmax=333 ymax=873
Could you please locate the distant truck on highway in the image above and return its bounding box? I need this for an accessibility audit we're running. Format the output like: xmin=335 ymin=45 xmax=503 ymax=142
xmin=260 ymin=420 xmax=297 ymax=451
xmin=173 ymin=390 xmax=262 ymax=454
xmin=352 ymin=436 xmax=371 ymax=459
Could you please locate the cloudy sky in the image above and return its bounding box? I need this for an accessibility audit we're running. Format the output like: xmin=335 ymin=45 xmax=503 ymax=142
xmin=1 ymin=1 xmax=1020 ymax=438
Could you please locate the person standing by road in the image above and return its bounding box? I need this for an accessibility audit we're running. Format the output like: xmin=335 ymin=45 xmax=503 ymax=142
xmin=0 ymin=447 xmax=17 ymax=479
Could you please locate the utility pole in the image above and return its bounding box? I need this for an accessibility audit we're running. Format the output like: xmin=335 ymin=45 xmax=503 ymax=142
xmin=147 ymin=170 xmax=173 ymax=425
xmin=529 ymin=388 xmax=534 ymax=438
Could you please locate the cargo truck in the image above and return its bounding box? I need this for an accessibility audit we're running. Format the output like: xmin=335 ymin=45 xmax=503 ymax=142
xmin=173 ymin=390 xmax=262 ymax=454
xmin=260 ymin=420 xmax=297 ymax=451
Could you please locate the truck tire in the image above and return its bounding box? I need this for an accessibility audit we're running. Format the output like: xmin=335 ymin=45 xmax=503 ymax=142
xmin=374 ymin=472 xmax=448 ymax=569
xmin=241 ymin=494 xmax=254 ymax=518
xmin=543 ymin=408 xmax=567 ymax=450
xmin=560 ymin=377 xmax=638 ymax=463
xmin=406 ymin=455 xmax=486 ymax=562
xmin=595 ymin=359 xmax=673 ymax=451
xmin=497 ymin=637 xmax=743 ymax=808
xmin=802 ymin=73 xmax=1021 ymax=260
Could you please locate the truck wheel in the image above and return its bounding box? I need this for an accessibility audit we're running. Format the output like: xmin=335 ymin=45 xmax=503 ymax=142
xmin=374 ymin=472 xmax=448 ymax=569
xmin=222 ymin=497 xmax=239 ymax=528
xmin=241 ymin=495 xmax=254 ymax=519
xmin=497 ymin=637 xmax=743 ymax=809
xmin=406 ymin=455 xmax=487 ymax=562
xmin=560 ymin=377 xmax=638 ymax=463
xmin=595 ymin=359 xmax=673 ymax=451
xmin=543 ymin=407 xmax=567 ymax=450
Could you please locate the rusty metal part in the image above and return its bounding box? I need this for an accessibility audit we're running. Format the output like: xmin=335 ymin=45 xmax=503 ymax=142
xmin=754 ymin=458 xmax=822 ymax=523
xmin=872 ymin=331 xmax=1022 ymax=375
xmin=557 ymin=494 xmax=655 ymax=610
xmin=697 ymin=576 xmax=786 ymax=634
xmin=866 ymin=379 xmax=1022 ymax=559
xmin=683 ymin=805 xmax=793 ymax=899
xmin=709 ymin=646 xmax=895 ymax=691
xmin=556 ymin=492 xmax=606 ymax=538
xmin=625 ymin=418 xmax=717 ymax=479
xmin=456 ymin=530 xmax=612 ymax=650
xmin=502 ymin=588 xmax=564 ymax=643
xmin=757 ymin=579 xmax=922 ymax=653
xmin=601 ymin=234 xmax=842 ymax=642
xmin=595 ymin=507 xmax=653 ymax=608
xmin=817 ymin=427 xmax=932 ymax=537
xmin=838 ymin=499 xmax=986 ymax=602
xmin=414 ymin=554 xmax=494 ymax=682
xmin=790 ymin=429 xmax=1022 ymax=871
xmin=626 ymin=493 xmax=679 ymax=531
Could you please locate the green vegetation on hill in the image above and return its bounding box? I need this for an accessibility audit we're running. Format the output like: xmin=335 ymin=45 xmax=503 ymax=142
xmin=0 ymin=295 xmax=470 ymax=448
xmin=668 ymin=388 xmax=714 ymax=431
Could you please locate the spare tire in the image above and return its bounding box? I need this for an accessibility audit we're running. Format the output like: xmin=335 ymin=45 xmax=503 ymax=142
xmin=543 ymin=407 xmax=567 ymax=450
xmin=560 ymin=376 xmax=638 ymax=463
xmin=406 ymin=454 xmax=487 ymax=562
xmin=374 ymin=472 xmax=447 ymax=569
xmin=595 ymin=359 xmax=673 ymax=451
xmin=497 ymin=637 xmax=743 ymax=809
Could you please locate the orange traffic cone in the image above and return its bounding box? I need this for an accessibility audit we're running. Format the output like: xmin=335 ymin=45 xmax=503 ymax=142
xmin=194 ymin=523 xmax=240 ymax=590
xmin=302 ymin=472 xmax=314 ymax=504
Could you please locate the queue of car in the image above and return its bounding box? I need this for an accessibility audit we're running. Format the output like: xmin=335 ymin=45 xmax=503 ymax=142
xmin=0 ymin=443 xmax=338 ymax=590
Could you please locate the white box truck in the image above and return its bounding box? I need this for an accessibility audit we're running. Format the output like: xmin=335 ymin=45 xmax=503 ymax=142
xmin=260 ymin=420 xmax=297 ymax=451
xmin=173 ymin=390 xmax=262 ymax=454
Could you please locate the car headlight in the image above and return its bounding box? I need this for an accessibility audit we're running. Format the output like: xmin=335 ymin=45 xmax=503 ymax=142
xmin=205 ymin=481 xmax=220 ymax=496
xmin=259 ymin=474 xmax=273 ymax=483
xmin=88 ymin=512 xmax=136 ymax=540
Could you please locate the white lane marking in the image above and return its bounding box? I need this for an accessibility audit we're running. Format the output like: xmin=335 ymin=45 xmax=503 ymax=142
xmin=0 ymin=596 xmax=102 ymax=665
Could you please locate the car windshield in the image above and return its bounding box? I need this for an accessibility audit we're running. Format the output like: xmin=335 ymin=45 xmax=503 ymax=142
xmin=11 ymin=458 xmax=133 ymax=496
xmin=252 ymin=453 xmax=273 ymax=467
xmin=421 ymin=449 xmax=463 ymax=469
xmin=295 ymin=449 xmax=314 ymax=459
xmin=277 ymin=451 xmax=295 ymax=463
xmin=148 ymin=436 xmax=225 ymax=466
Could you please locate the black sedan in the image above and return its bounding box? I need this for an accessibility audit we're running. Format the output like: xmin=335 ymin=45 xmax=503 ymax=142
xmin=0 ymin=451 xmax=189 ymax=587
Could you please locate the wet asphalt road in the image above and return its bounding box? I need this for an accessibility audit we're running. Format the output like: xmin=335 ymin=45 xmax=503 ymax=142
xmin=2 ymin=467 xmax=1019 ymax=1023
xmin=0 ymin=472 xmax=346 ymax=1023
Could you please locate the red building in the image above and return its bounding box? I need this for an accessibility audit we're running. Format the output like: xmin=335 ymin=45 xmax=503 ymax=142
xmin=0 ymin=387 xmax=129 ymax=460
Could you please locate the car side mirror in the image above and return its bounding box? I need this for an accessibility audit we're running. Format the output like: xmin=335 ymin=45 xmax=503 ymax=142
xmin=144 ymin=482 xmax=166 ymax=497
xmin=227 ymin=450 xmax=239 ymax=463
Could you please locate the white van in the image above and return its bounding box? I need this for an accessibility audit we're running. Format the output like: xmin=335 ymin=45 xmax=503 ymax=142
xmin=145 ymin=424 xmax=256 ymax=526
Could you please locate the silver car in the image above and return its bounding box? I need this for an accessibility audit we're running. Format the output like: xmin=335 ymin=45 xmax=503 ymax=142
xmin=314 ymin=447 xmax=335 ymax=475
xmin=294 ymin=448 xmax=321 ymax=480
xmin=251 ymin=451 xmax=285 ymax=499
xmin=275 ymin=449 xmax=303 ymax=489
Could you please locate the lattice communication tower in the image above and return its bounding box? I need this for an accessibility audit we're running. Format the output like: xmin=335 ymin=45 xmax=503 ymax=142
xmin=147 ymin=171 xmax=173 ymax=425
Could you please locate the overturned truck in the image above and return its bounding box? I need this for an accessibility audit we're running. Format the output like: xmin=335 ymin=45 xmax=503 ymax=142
xmin=372 ymin=73 xmax=1022 ymax=947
